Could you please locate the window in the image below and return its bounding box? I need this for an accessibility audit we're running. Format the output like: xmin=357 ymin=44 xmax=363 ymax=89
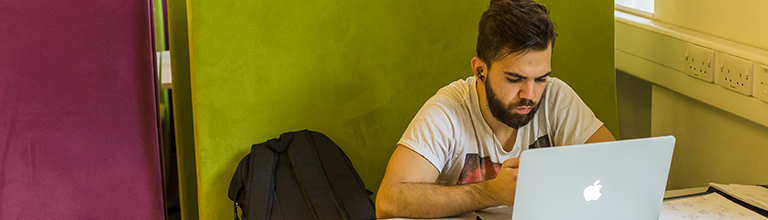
xmin=615 ymin=0 xmax=653 ymax=17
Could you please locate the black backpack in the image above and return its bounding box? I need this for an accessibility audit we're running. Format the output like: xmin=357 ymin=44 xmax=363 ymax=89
xmin=228 ymin=130 xmax=376 ymax=220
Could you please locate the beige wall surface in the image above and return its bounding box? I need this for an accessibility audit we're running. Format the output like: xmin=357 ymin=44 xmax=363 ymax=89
xmin=651 ymin=86 xmax=768 ymax=189
xmin=654 ymin=0 xmax=768 ymax=50
xmin=617 ymin=1 xmax=768 ymax=189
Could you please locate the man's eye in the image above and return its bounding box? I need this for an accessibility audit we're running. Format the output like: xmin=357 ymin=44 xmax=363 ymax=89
xmin=507 ymin=78 xmax=522 ymax=83
xmin=535 ymin=77 xmax=548 ymax=82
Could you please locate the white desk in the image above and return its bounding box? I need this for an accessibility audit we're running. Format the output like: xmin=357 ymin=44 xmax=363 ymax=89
xmin=385 ymin=187 xmax=712 ymax=220
xmin=385 ymin=206 xmax=512 ymax=220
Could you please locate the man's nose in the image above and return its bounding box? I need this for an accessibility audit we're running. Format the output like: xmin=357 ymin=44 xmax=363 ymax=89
xmin=519 ymin=80 xmax=536 ymax=100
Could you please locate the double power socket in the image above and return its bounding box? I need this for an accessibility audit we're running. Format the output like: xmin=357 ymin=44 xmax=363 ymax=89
xmin=685 ymin=43 xmax=768 ymax=102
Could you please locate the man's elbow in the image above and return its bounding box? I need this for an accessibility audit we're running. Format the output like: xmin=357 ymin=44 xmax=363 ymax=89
xmin=375 ymin=190 xmax=397 ymax=219
xmin=375 ymin=202 xmax=392 ymax=219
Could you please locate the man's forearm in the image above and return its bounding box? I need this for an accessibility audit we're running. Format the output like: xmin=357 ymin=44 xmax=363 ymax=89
xmin=376 ymin=181 xmax=500 ymax=219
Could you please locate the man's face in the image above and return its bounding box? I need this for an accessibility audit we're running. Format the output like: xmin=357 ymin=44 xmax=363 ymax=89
xmin=484 ymin=45 xmax=552 ymax=129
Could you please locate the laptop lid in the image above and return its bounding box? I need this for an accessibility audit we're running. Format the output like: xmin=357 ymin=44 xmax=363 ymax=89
xmin=511 ymin=136 xmax=676 ymax=220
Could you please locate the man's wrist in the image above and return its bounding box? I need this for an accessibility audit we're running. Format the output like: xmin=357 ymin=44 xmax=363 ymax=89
xmin=475 ymin=180 xmax=503 ymax=207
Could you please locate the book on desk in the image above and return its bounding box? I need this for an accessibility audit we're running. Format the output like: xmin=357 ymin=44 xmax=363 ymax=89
xmin=660 ymin=183 xmax=768 ymax=220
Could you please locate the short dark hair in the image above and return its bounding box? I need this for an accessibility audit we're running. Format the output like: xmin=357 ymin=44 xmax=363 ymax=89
xmin=477 ymin=0 xmax=557 ymax=68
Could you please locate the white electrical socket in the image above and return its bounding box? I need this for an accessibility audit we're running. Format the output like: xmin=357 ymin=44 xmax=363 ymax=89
xmin=716 ymin=52 xmax=753 ymax=96
xmin=685 ymin=43 xmax=715 ymax=82
xmin=754 ymin=62 xmax=768 ymax=102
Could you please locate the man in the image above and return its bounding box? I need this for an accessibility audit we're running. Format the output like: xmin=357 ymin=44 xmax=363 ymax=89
xmin=375 ymin=0 xmax=615 ymax=218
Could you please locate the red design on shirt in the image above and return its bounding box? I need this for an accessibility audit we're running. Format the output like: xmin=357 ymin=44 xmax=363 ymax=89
xmin=457 ymin=154 xmax=501 ymax=184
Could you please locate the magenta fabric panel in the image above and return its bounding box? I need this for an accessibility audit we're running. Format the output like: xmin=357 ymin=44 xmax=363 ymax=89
xmin=0 ymin=0 xmax=164 ymax=219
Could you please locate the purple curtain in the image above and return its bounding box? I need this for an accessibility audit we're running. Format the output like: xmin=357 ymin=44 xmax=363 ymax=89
xmin=0 ymin=0 xmax=165 ymax=219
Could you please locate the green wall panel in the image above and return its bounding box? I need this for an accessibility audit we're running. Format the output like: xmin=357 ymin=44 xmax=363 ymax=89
xmin=179 ymin=0 xmax=616 ymax=218
xmin=541 ymin=0 xmax=619 ymax=137
xmin=167 ymin=0 xmax=198 ymax=219
xmin=153 ymin=0 xmax=166 ymax=51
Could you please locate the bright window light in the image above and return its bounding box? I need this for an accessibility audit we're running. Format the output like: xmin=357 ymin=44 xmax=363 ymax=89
xmin=615 ymin=0 xmax=654 ymax=14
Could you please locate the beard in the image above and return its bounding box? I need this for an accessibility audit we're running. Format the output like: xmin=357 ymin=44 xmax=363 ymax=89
xmin=485 ymin=79 xmax=540 ymax=129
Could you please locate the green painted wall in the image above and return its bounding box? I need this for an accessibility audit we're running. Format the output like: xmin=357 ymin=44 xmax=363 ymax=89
xmin=170 ymin=0 xmax=615 ymax=219
xmin=540 ymin=0 xmax=618 ymax=137
xmin=152 ymin=0 xmax=165 ymax=51
xmin=167 ymin=0 xmax=198 ymax=219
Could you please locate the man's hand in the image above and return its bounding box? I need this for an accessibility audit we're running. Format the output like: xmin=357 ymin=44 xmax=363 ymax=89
xmin=484 ymin=157 xmax=520 ymax=207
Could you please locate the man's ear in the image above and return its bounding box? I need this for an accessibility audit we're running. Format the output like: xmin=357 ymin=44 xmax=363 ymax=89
xmin=471 ymin=57 xmax=487 ymax=82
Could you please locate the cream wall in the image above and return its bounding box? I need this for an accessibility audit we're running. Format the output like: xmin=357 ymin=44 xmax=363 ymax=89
xmin=617 ymin=0 xmax=768 ymax=189
xmin=651 ymin=86 xmax=768 ymax=188
xmin=654 ymin=0 xmax=768 ymax=51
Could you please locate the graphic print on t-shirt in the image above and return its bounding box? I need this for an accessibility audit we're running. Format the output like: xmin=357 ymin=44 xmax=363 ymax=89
xmin=529 ymin=134 xmax=552 ymax=149
xmin=457 ymin=154 xmax=501 ymax=184
xmin=457 ymin=134 xmax=551 ymax=184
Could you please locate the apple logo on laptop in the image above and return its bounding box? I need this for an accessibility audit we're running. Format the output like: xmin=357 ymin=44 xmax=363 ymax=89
xmin=583 ymin=180 xmax=603 ymax=201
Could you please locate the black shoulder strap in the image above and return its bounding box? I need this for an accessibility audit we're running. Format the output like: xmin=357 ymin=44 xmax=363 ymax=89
xmin=286 ymin=130 xmax=347 ymax=220
xmin=247 ymin=134 xmax=290 ymax=220
xmin=307 ymin=131 xmax=376 ymax=219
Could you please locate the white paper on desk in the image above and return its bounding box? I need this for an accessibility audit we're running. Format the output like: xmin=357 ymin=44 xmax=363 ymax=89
xmin=710 ymin=183 xmax=768 ymax=211
xmin=659 ymin=193 xmax=767 ymax=220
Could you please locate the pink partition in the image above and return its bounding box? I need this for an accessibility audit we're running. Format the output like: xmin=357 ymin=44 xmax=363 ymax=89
xmin=0 ymin=0 xmax=164 ymax=219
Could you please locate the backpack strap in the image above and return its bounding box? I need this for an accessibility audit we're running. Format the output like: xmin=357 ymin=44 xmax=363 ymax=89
xmin=286 ymin=130 xmax=347 ymax=220
xmin=307 ymin=131 xmax=376 ymax=219
xmin=228 ymin=154 xmax=248 ymax=220
xmin=247 ymin=139 xmax=283 ymax=220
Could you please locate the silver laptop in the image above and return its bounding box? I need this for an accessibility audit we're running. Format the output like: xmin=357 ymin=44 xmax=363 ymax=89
xmin=511 ymin=136 xmax=676 ymax=220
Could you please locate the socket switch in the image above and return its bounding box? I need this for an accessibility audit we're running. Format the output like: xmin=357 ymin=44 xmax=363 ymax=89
xmin=754 ymin=62 xmax=768 ymax=102
xmin=685 ymin=43 xmax=715 ymax=82
xmin=716 ymin=52 xmax=753 ymax=96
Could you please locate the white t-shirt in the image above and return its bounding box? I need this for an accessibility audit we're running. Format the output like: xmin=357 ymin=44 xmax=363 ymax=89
xmin=398 ymin=76 xmax=603 ymax=185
